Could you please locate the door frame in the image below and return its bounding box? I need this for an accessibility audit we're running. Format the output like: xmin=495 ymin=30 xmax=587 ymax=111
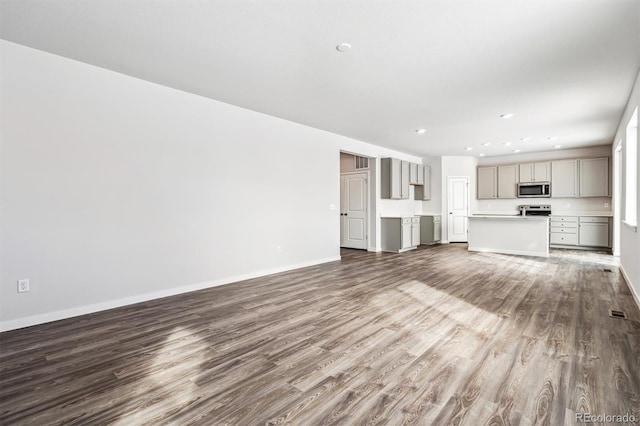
xmin=340 ymin=170 xmax=371 ymax=250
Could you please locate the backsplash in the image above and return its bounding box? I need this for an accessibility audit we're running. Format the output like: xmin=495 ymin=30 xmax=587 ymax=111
xmin=475 ymin=197 xmax=612 ymax=215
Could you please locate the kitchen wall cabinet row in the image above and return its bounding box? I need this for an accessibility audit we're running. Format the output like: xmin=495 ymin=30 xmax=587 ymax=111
xmin=381 ymin=158 xmax=431 ymax=200
xmin=549 ymin=216 xmax=610 ymax=248
xmin=477 ymin=157 xmax=609 ymax=199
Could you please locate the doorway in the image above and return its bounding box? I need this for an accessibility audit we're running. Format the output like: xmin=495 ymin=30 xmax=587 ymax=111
xmin=447 ymin=176 xmax=469 ymax=242
xmin=340 ymin=172 xmax=368 ymax=249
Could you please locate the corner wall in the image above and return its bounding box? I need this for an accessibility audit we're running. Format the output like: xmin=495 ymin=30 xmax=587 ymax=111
xmin=0 ymin=41 xmax=420 ymax=330
xmin=612 ymin=69 xmax=640 ymax=308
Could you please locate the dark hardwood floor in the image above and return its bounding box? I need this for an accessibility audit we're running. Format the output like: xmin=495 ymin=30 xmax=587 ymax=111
xmin=1 ymin=244 xmax=639 ymax=425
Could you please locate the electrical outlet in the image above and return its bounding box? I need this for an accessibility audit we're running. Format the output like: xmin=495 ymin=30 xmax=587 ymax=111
xmin=17 ymin=279 xmax=30 ymax=293
xmin=604 ymin=202 xmax=609 ymax=208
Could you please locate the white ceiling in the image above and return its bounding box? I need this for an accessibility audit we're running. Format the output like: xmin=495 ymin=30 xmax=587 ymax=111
xmin=2 ymin=0 xmax=639 ymax=158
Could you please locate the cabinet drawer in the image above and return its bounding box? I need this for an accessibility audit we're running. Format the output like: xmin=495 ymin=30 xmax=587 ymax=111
xmin=550 ymin=227 xmax=577 ymax=234
xmin=412 ymin=217 xmax=420 ymax=224
xmin=579 ymin=216 xmax=609 ymax=223
xmin=550 ymin=233 xmax=578 ymax=245
xmin=550 ymin=216 xmax=578 ymax=223
xmin=549 ymin=222 xmax=577 ymax=229
xmin=402 ymin=217 xmax=412 ymax=225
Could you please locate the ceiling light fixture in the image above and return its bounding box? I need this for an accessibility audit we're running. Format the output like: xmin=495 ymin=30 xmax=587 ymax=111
xmin=482 ymin=142 xmax=491 ymax=146
xmin=500 ymin=113 xmax=515 ymax=119
xmin=547 ymin=136 xmax=558 ymax=141
xmin=513 ymin=149 xmax=521 ymax=153
xmin=479 ymin=153 xmax=486 ymax=157
xmin=503 ymin=142 xmax=512 ymax=146
xmin=520 ymin=137 xmax=531 ymax=142
xmin=336 ymin=43 xmax=352 ymax=52
xmin=465 ymin=147 xmax=473 ymax=151
xmin=554 ymin=145 xmax=562 ymax=148
xmin=415 ymin=128 xmax=426 ymax=134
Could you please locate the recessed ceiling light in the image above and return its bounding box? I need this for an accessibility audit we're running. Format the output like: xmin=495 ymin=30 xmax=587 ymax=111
xmin=500 ymin=113 xmax=515 ymax=119
xmin=547 ymin=136 xmax=558 ymax=141
xmin=336 ymin=43 xmax=352 ymax=52
xmin=481 ymin=142 xmax=491 ymax=146
xmin=479 ymin=153 xmax=486 ymax=157
xmin=465 ymin=147 xmax=473 ymax=151
xmin=520 ymin=137 xmax=531 ymax=141
xmin=503 ymin=142 xmax=512 ymax=146
xmin=554 ymin=145 xmax=562 ymax=148
xmin=415 ymin=128 xmax=426 ymax=134
xmin=513 ymin=149 xmax=521 ymax=153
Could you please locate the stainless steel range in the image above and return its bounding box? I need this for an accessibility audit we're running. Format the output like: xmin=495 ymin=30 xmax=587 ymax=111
xmin=519 ymin=205 xmax=552 ymax=216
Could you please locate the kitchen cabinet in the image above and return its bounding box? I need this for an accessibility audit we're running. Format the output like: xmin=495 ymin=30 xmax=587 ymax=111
xmin=409 ymin=163 xmax=419 ymax=185
xmin=552 ymin=157 xmax=609 ymax=198
xmin=549 ymin=216 xmax=578 ymax=245
xmin=401 ymin=161 xmax=410 ymax=199
xmin=550 ymin=216 xmax=610 ymax=248
xmin=419 ymin=215 xmax=441 ymax=244
xmin=551 ymin=159 xmax=579 ymax=197
xmin=411 ymin=217 xmax=421 ymax=247
xmin=416 ymin=165 xmax=425 ymax=186
xmin=477 ymin=166 xmax=497 ymax=199
xmin=497 ymin=164 xmax=519 ymax=199
xmin=579 ymin=157 xmax=609 ymax=197
xmin=381 ymin=217 xmax=419 ymax=253
xmin=519 ymin=162 xmax=550 ymax=183
xmin=578 ymin=217 xmax=610 ymax=247
xmin=381 ymin=158 xmax=410 ymax=199
xmin=414 ymin=166 xmax=431 ymax=200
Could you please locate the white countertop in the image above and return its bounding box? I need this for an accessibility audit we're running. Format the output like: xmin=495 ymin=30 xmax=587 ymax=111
xmin=470 ymin=215 xmax=548 ymax=220
xmin=551 ymin=211 xmax=613 ymax=217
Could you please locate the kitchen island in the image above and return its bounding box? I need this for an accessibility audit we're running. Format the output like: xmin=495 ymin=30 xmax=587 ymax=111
xmin=468 ymin=215 xmax=549 ymax=258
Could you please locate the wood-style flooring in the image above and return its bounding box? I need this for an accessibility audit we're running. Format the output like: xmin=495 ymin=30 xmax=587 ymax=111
xmin=1 ymin=244 xmax=639 ymax=425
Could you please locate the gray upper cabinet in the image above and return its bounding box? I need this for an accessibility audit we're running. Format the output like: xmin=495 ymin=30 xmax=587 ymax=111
xmin=416 ymin=165 xmax=425 ymax=185
xmin=520 ymin=162 xmax=550 ymax=182
xmin=551 ymin=157 xmax=609 ymax=198
xmin=579 ymin=157 xmax=609 ymax=197
xmin=414 ymin=166 xmax=431 ymax=200
xmin=497 ymin=164 xmax=519 ymax=199
xmin=551 ymin=159 xmax=579 ymax=198
xmin=409 ymin=163 xmax=419 ymax=185
xmin=381 ymin=158 xmax=402 ymax=199
xmin=401 ymin=161 xmax=410 ymax=199
xmin=477 ymin=166 xmax=497 ymax=199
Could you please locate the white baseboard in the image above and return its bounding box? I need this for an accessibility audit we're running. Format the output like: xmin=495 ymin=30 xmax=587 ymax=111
xmin=620 ymin=264 xmax=640 ymax=311
xmin=0 ymin=256 xmax=341 ymax=332
xmin=468 ymin=246 xmax=549 ymax=258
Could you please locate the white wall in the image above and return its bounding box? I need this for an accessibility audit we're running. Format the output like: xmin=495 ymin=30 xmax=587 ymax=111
xmin=440 ymin=156 xmax=478 ymax=242
xmin=0 ymin=41 xmax=420 ymax=330
xmin=611 ymin=69 xmax=640 ymax=308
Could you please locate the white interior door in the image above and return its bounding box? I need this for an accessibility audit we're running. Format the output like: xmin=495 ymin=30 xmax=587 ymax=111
xmin=340 ymin=172 xmax=368 ymax=249
xmin=447 ymin=177 xmax=469 ymax=242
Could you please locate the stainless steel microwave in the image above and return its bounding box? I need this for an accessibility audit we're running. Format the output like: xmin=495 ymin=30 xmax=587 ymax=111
xmin=517 ymin=182 xmax=550 ymax=198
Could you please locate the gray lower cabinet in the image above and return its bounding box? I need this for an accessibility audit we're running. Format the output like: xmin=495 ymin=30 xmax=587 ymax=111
xmin=419 ymin=215 xmax=441 ymax=244
xmin=550 ymin=216 xmax=610 ymax=248
xmin=381 ymin=217 xmax=419 ymax=253
xmin=578 ymin=217 xmax=610 ymax=247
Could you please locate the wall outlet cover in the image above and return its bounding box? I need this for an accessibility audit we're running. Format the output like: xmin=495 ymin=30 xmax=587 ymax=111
xmin=17 ymin=279 xmax=30 ymax=293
